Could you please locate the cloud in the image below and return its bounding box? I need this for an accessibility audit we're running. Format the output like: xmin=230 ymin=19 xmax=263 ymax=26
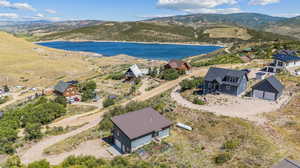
xmin=157 ymin=0 xmax=240 ymax=14
xmin=137 ymin=14 xmax=175 ymax=19
xmin=0 ymin=0 xmax=35 ymax=11
xmin=0 ymin=13 xmax=18 ymax=19
xmin=249 ymin=0 xmax=280 ymax=5
xmin=45 ymin=9 xmax=57 ymax=14
xmin=36 ymin=13 xmax=44 ymax=18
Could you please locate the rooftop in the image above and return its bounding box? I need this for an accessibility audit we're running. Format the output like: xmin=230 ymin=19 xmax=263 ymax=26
xmin=205 ymin=67 xmax=248 ymax=86
xmin=111 ymin=107 xmax=172 ymax=140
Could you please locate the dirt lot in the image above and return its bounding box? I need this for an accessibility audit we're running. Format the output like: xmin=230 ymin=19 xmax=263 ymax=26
xmin=172 ymin=87 xmax=292 ymax=124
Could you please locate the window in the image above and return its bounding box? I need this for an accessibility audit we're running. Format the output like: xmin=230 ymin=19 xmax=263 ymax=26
xmin=116 ymin=130 xmax=120 ymax=136
xmin=226 ymin=86 xmax=231 ymax=90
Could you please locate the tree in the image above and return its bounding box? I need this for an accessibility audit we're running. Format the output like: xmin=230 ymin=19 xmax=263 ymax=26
xmin=54 ymin=95 xmax=67 ymax=107
xmin=25 ymin=123 xmax=42 ymax=140
xmin=80 ymin=81 xmax=97 ymax=102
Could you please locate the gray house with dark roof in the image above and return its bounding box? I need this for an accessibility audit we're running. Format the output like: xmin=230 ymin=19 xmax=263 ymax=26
xmin=252 ymin=76 xmax=284 ymax=101
xmin=111 ymin=107 xmax=172 ymax=153
xmin=272 ymin=159 xmax=300 ymax=168
xmin=203 ymin=67 xmax=249 ymax=96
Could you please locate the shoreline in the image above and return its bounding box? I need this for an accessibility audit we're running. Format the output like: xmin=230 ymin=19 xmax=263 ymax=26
xmin=34 ymin=40 xmax=226 ymax=48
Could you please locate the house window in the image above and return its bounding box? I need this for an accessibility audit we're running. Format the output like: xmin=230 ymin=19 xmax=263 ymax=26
xmin=116 ymin=130 xmax=120 ymax=136
xmin=226 ymin=86 xmax=231 ymax=90
xmin=153 ymin=131 xmax=159 ymax=137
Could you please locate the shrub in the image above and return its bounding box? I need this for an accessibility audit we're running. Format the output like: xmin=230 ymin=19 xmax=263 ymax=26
xmin=103 ymin=98 xmax=115 ymax=108
xmin=0 ymin=96 xmax=9 ymax=104
xmin=161 ymin=69 xmax=180 ymax=81
xmin=180 ymin=77 xmax=204 ymax=91
xmin=25 ymin=123 xmax=42 ymax=140
xmin=80 ymin=81 xmax=97 ymax=102
xmin=193 ymin=97 xmax=205 ymax=105
xmin=28 ymin=160 xmax=50 ymax=168
xmin=215 ymin=152 xmax=232 ymax=164
xmin=223 ymin=139 xmax=241 ymax=151
xmin=110 ymin=72 xmax=125 ymax=80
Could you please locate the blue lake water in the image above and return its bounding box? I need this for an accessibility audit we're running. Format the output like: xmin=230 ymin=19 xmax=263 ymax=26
xmin=38 ymin=41 xmax=222 ymax=60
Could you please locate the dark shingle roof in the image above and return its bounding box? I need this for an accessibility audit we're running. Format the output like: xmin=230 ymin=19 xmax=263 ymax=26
xmin=252 ymin=76 xmax=284 ymax=93
xmin=111 ymin=107 xmax=172 ymax=140
xmin=54 ymin=81 xmax=72 ymax=94
xmin=273 ymin=54 xmax=300 ymax=62
xmin=205 ymin=67 xmax=248 ymax=86
xmin=272 ymin=159 xmax=300 ymax=168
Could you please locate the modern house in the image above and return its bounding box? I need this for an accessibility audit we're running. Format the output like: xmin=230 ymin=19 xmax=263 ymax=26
xmin=125 ymin=64 xmax=147 ymax=79
xmin=271 ymin=159 xmax=300 ymax=168
xmin=111 ymin=107 xmax=172 ymax=153
xmin=264 ymin=51 xmax=300 ymax=73
xmin=252 ymin=76 xmax=284 ymax=101
xmin=165 ymin=59 xmax=191 ymax=71
xmin=203 ymin=67 xmax=249 ymax=96
xmin=54 ymin=81 xmax=79 ymax=98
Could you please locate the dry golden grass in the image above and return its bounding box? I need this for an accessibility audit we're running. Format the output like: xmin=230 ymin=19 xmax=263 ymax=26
xmin=0 ymin=31 xmax=99 ymax=87
xmin=204 ymin=27 xmax=252 ymax=40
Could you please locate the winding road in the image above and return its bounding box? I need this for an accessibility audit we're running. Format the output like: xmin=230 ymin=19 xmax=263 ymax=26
xmin=18 ymin=67 xmax=208 ymax=165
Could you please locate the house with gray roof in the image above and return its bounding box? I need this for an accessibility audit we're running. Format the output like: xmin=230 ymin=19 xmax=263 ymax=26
xmin=252 ymin=76 xmax=284 ymax=101
xmin=203 ymin=67 xmax=249 ymax=96
xmin=111 ymin=107 xmax=172 ymax=153
xmin=272 ymin=159 xmax=300 ymax=168
xmin=54 ymin=81 xmax=78 ymax=97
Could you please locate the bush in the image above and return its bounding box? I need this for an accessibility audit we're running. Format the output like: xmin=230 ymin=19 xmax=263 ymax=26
xmin=215 ymin=152 xmax=232 ymax=164
xmin=180 ymin=77 xmax=204 ymax=91
xmin=110 ymin=72 xmax=125 ymax=80
xmin=193 ymin=97 xmax=205 ymax=105
xmin=0 ymin=96 xmax=9 ymax=104
xmin=161 ymin=69 xmax=180 ymax=81
xmin=28 ymin=160 xmax=50 ymax=168
xmin=103 ymin=98 xmax=115 ymax=108
xmin=223 ymin=139 xmax=241 ymax=151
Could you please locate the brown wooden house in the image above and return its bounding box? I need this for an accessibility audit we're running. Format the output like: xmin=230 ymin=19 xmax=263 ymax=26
xmin=54 ymin=81 xmax=79 ymax=97
xmin=165 ymin=59 xmax=191 ymax=71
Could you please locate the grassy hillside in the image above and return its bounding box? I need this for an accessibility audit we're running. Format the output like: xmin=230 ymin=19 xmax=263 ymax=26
xmin=36 ymin=22 xmax=294 ymax=44
xmin=265 ymin=16 xmax=300 ymax=39
xmin=0 ymin=31 xmax=97 ymax=87
xmin=149 ymin=13 xmax=285 ymax=29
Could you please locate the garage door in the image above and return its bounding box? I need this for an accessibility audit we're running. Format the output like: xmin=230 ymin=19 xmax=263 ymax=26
xmin=114 ymin=138 xmax=122 ymax=150
xmin=253 ymin=90 xmax=264 ymax=99
xmin=264 ymin=92 xmax=275 ymax=101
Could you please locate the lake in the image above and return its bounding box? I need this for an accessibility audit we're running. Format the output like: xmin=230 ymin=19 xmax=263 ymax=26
xmin=38 ymin=41 xmax=222 ymax=60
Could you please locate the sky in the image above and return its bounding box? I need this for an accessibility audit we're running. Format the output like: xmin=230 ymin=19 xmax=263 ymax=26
xmin=0 ymin=0 xmax=299 ymax=21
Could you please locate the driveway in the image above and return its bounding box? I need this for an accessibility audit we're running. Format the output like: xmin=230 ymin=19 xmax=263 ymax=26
xmin=171 ymin=87 xmax=291 ymax=124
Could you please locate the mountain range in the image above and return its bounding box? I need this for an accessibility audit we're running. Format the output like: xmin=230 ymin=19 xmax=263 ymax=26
xmin=0 ymin=13 xmax=299 ymax=42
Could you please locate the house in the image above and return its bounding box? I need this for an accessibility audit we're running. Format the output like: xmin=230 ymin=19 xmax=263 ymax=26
xmin=125 ymin=64 xmax=146 ymax=79
xmin=111 ymin=107 xmax=172 ymax=153
xmin=203 ymin=67 xmax=249 ymax=96
xmin=252 ymin=76 xmax=284 ymax=101
xmin=271 ymin=159 xmax=300 ymax=168
xmin=268 ymin=51 xmax=300 ymax=72
xmin=54 ymin=81 xmax=79 ymax=98
xmin=165 ymin=59 xmax=191 ymax=71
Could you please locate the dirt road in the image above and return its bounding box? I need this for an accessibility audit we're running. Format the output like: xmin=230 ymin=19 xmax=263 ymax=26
xmin=18 ymin=68 xmax=208 ymax=165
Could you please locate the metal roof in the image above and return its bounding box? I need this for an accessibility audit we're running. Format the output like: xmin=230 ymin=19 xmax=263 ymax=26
xmin=252 ymin=76 xmax=284 ymax=93
xmin=111 ymin=107 xmax=172 ymax=140
xmin=272 ymin=159 xmax=300 ymax=168
xmin=205 ymin=67 xmax=248 ymax=86
xmin=126 ymin=64 xmax=144 ymax=78
xmin=273 ymin=54 xmax=300 ymax=63
xmin=54 ymin=81 xmax=72 ymax=94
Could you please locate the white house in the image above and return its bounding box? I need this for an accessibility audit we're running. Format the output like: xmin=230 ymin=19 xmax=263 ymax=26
xmin=125 ymin=64 xmax=148 ymax=79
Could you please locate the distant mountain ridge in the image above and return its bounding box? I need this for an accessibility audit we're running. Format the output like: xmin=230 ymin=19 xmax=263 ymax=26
xmin=147 ymin=13 xmax=286 ymax=29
